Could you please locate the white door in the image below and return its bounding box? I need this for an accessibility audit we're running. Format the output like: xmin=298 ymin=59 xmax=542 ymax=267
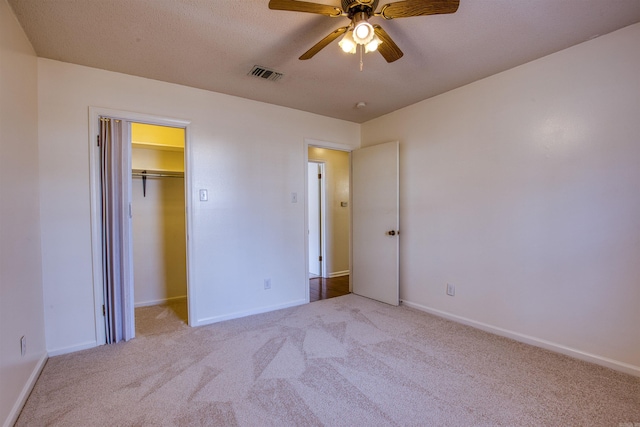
xmin=308 ymin=162 xmax=322 ymax=277
xmin=352 ymin=141 xmax=399 ymax=306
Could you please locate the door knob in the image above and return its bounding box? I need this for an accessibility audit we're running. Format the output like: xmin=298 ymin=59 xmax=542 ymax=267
xmin=387 ymin=230 xmax=396 ymax=236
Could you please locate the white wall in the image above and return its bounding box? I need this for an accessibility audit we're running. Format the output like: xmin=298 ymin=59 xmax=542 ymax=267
xmin=362 ymin=23 xmax=640 ymax=373
xmin=37 ymin=58 xmax=360 ymax=354
xmin=0 ymin=1 xmax=47 ymax=425
xmin=308 ymin=147 xmax=350 ymax=276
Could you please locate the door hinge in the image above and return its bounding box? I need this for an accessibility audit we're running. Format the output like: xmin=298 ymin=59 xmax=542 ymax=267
xmin=319 ymin=255 xmax=322 ymax=261
xmin=318 ymin=173 xmax=321 ymax=179
xmin=102 ymin=305 xmax=106 ymax=316
xmin=97 ymin=135 xmax=101 ymax=147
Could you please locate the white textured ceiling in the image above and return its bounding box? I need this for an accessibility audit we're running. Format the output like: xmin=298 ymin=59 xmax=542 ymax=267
xmin=7 ymin=0 xmax=640 ymax=123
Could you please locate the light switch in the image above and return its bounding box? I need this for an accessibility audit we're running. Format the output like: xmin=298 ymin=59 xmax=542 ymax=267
xmin=199 ymin=189 xmax=208 ymax=202
xmin=291 ymin=192 xmax=298 ymax=203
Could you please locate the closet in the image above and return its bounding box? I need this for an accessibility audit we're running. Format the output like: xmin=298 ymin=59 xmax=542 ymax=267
xmin=130 ymin=123 xmax=187 ymax=311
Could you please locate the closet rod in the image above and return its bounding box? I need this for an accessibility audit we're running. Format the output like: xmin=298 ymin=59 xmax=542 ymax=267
xmin=132 ymin=169 xmax=184 ymax=197
xmin=132 ymin=172 xmax=183 ymax=178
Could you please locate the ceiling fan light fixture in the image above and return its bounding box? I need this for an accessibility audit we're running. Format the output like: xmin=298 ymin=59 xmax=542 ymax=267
xmin=352 ymin=12 xmax=374 ymax=45
xmin=338 ymin=30 xmax=357 ymax=54
xmin=272 ymin=0 xmax=461 ymax=63
xmin=354 ymin=22 xmax=373 ymax=43
xmin=364 ymin=33 xmax=382 ymax=53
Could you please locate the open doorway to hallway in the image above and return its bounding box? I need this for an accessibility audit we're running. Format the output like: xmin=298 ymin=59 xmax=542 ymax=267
xmin=309 ymin=276 xmax=350 ymax=302
xmin=308 ymin=146 xmax=351 ymax=302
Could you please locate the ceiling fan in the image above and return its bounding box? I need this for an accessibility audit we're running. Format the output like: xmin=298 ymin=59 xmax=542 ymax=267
xmin=269 ymin=0 xmax=460 ymax=63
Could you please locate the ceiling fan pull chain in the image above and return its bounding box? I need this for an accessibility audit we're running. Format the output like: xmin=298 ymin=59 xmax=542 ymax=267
xmin=360 ymin=44 xmax=364 ymax=71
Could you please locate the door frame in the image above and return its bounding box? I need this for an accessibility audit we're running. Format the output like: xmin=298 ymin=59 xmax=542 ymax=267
xmin=307 ymin=161 xmax=326 ymax=278
xmin=304 ymin=138 xmax=353 ymax=299
xmin=89 ymin=107 xmax=193 ymax=344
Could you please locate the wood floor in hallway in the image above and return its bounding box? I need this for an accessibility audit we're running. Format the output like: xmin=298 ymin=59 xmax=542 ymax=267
xmin=309 ymin=275 xmax=350 ymax=302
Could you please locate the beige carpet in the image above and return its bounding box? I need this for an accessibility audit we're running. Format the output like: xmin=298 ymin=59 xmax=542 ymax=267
xmin=17 ymin=294 xmax=640 ymax=426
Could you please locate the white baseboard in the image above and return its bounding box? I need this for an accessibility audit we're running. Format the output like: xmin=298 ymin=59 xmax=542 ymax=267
xmin=134 ymin=295 xmax=187 ymax=308
xmin=401 ymin=300 xmax=640 ymax=378
xmin=193 ymin=298 xmax=307 ymax=327
xmin=47 ymin=340 xmax=98 ymax=357
xmin=4 ymin=353 xmax=48 ymax=427
xmin=329 ymin=270 xmax=350 ymax=278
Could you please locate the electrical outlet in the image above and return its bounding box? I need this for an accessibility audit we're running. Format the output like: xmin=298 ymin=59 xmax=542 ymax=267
xmin=20 ymin=336 xmax=26 ymax=356
xmin=264 ymin=279 xmax=271 ymax=290
xmin=446 ymin=284 xmax=455 ymax=296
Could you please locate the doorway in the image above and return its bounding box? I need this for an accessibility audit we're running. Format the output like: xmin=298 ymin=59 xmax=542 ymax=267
xmin=307 ymin=146 xmax=351 ymax=301
xmin=305 ymin=139 xmax=400 ymax=307
xmin=89 ymin=108 xmax=192 ymax=345
xmin=130 ymin=123 xmax=188 ymax=335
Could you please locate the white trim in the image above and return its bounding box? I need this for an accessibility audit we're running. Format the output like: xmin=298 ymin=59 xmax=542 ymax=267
xmin=88 ymin=108 xmax=105 ymax=346
xmin=319 ymin=163 xmax=327 ymax=278
xmin=134 ymin=295 xmax=187 ymax=308
xmin=193 ymin=299 xmax=307 ymax=327
xmin=305 ymin=138 xmax=354 ymax=152
xmin=182 ymin=124 xmax=195 ymax=327
xmin=401 ymin=300 xmax=640 ymax=378
xmin=123 ymin=122 xmax=135 ymax=340
xmin=329 ymin=270 xmax=350 ymax=278
xmin=47 ymin=340 xmax=99 ymax=357
xmin=303 ymin=143 xmax=310 ymax=303
xmin=89 ymin=107 xmax=191 ymax=128
xmin=88 ymin=107 xmax=193 ymax=346
xmin=4 ymin=353 xmax=48 ymax=427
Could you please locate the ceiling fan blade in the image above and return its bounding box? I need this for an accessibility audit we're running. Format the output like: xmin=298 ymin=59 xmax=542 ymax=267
xmin=269 ymin=0 xmax=343 ymax=17
xmin=373 ymin=25 xmax=403 ymax=63
xmin=378 ymin=0 xmax=459 ymax=19
xmin=300 ymin=27 xmax=349 ymax=60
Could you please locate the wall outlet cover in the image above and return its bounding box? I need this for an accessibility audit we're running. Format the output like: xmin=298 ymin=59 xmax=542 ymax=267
xmin=447 ymin=284 xmax=455 ymax=296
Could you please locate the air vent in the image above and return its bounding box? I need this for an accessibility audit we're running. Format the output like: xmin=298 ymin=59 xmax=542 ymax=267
xmin=248 ymin=65 xmax=284 ymax=82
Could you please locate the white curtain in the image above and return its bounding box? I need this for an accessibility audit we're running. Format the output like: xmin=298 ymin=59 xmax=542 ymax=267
xmin=100 ymin=117 xmax=134 ymax=343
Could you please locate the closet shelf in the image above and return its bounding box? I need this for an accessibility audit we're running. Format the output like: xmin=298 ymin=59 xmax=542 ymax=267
xmin=132 ymin=141 xmax=184 ymax=152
